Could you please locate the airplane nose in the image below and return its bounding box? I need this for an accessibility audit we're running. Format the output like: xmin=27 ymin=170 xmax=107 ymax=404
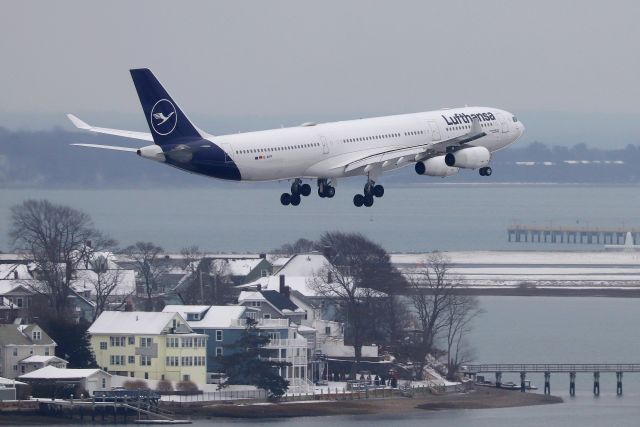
xmin=518 ymin=121 xmax=525 ymax=137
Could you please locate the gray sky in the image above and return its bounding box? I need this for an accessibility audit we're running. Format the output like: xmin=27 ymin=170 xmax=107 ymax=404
xmin=1 ymin=0 xmax=639 ymax=121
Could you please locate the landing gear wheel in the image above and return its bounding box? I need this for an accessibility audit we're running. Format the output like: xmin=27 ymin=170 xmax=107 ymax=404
xmin=326 ymin=186 xmax=336 ymax=198
xmin=363 ymin=194 xmax=374 ymax=207
xmin=479 ymin=167 xmax=492 ymax=177
xmin=373 ymin=185 xmax=384 ymax=198
xmin=353 ymin=194 xmax=364 ymax=207
xmin=280 ymin=193 xmax=291 ymax=206
xmin=300 ymin=183 xmax=311 ymax=197
xmin=318 ymin=188 xmax=325 ymax=198
xmin=290 ymin=193 xmax=301 ymax=206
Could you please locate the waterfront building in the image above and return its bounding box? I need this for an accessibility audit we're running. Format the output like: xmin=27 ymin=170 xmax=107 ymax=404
xmin=0 ymin=323 xmax=57 ymax=379
xmin=88 ymin=311 xmax=207 ymax=384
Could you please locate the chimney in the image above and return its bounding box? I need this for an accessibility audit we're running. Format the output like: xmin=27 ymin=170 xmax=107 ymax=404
xmin=85 ymin=240 xmax=92 ymax=248
xmin=279 ymin=275 xmax=286 ymax=293
xmin=257 ymin=283 xmax=262 ymax=291
xmin=283 ymin=285 xmax=290 ymax=300
xmin=327 ymin=271 xmax=333 ymax=283
xmin=259 ymin=253 xmax=266 ymax=259
xmin=13 ymin=270 xmax=18 ymax=279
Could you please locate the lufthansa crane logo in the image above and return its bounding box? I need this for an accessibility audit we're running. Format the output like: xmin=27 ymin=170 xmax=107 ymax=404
xmin=150 ymin=99 xmax=177 ymax=136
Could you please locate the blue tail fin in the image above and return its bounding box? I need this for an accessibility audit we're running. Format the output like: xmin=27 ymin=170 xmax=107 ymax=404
xmin=130 ymin=68 xmax=202 ymax=146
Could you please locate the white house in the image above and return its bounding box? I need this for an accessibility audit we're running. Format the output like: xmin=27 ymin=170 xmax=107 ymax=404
xmin=20 ymin=366 xmax=111 ymax=396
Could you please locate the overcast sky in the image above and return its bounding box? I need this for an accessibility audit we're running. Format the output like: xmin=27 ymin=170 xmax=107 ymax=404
xmin=1 ymin=0 xmax=639 ymax=122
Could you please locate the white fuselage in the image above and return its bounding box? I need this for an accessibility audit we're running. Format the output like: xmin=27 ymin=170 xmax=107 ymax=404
xmin=213 ymin=106 xmax=523 ymax=182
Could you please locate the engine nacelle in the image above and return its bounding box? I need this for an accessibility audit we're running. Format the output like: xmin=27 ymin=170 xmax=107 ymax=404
xmin=137 ymin=145 xmax=166 ymax=162
xmin=415 ymin=156 xmax=459 ymax=177
xmin=444 ymin=146 xmax=490 ymax=169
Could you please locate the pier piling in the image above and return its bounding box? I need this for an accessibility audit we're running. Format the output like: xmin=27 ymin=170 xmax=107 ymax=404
xmin=495 ymin=372 xmax=502 ymax=388
xmin=569 ymin=372 xmax=576 ymax=396
xmin=593 ymin=372 xmax=600 ymax=396
xmin=616 ymin=372 xmax=623 ymax=396
xmin=544 ymin=372 xmax=551 ymax=395
xmin=520 ymin=372 xmax=526 ymax=392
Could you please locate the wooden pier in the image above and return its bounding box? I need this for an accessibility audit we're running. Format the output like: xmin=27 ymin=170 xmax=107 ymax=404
xmin=507 ymin=225 xmax=640 ymax=245
xmin=37 ymin=397 xmax=192 ymax=424
xmin=461 ymin=363 xmax=640 ymax=396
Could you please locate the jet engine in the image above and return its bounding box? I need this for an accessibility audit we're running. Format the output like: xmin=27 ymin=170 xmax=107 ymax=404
xmin=415 ymin=156 xmax=459 ymax=177
xmin=137 ymin=145 xmax=166 ymax=162
xmin=444 ymin=146 xmax=490 ymax=169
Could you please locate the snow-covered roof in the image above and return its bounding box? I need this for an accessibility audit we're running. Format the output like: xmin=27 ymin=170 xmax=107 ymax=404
xmin=271 ymin=257 xmax=292 ymax=268
xmin=0 ymin=280 xmax=33 ymax=296
xmin=0 ymin=264 xmax=33 ymax=280
xmin=223 ymin=259 xmax=263 ymax=276
xmin=162 ymin=305 xmax=210 ymax=316
xmin=0 ymin=376 xmax=26 ymax=386
xmin=20 ymin=355 xmax=67 ymax=365
xmin=238 ymin=291 xmax=266 ymax=302
xmin=88 ymin=311 xmax=190 ymax=335
xmin=296 ymin=325 xmax=316 ymax=333
xmin=277 ymin=254 xmax=329 ymax=276
xmin=71 ymin=269 xmax=136 ymax=297
xmin=164 ymin=305 xmax=247 ymax=329
xmin=20 ymin=366 xmax=110 ymax=380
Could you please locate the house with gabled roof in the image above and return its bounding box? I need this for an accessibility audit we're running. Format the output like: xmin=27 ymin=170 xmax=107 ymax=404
xmin=0 ymin=323 xmax=57 ymax=379
xmin=162 ymin=304 xmax=311 ymax=390
xmin=88 ymin=311 xmax=207 ymax=384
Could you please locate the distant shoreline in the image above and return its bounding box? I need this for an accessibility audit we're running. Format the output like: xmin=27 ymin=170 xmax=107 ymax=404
xmin=448 ymin=287 xmax=640 ymax=298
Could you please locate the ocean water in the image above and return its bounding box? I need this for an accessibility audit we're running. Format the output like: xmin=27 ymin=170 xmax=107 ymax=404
xmin=1 ymin=184 xmax=639 ymax=252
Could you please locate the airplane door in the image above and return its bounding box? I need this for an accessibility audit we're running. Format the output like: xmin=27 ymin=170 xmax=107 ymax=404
xmin=427 ymin=120 xmax=441 ymax=141
xmin=320 ymin=136 xmax=329 ymax=154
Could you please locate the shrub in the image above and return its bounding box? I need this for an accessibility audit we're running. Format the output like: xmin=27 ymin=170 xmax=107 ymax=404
xmin=175 ymin=380 xmax=199 ymax=394
xmin=123 ymin=380 xmax=149 ymax=390
xmin=156 ymin=379 xmax=173 ymax=392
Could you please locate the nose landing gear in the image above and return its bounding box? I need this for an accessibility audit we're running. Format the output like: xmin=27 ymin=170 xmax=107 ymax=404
xmin=479 ymin=167 xmax=492 ymax=176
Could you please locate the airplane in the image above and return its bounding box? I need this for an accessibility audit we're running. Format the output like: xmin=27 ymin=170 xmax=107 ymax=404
xmin=68 ymin=68 xmax=524 ymax=207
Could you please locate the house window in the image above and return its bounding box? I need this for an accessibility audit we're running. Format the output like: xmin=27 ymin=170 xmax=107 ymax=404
xmin=216 ymin=330 xmax=223 ymax=341
xmin=128 ymin=356 xmax=135 ymax=364
xmin=140 ymin=337 xmax=153 ymax=348
xmin=168 ymin=337 xmax=179 ymax=348
xmin=140 ymin=356 xmax=151 ymax=366
xmin=12 ymin=348 xmax=17 ymax=357
xmin=183 ymin=374 xmax=190 ymax=381
xmin=181 ymin=356 xmax=193 ymax=366
xmin=261 ymin=269 xmax=269 ymax=277
xmin=181 ymin=337 xmax=193 ymax=348
xmin=251 ymin=301 xmax=261 ymax=307
xmin=325 ymin=326 xmax=331 ymax=335
xmin=45 ymin=348 xmax=50 ymax=356
xmin=128 ymin=336 xmax=135 ymax=345
xmin=102 ymin=378 xmax=106 ymax=389
xmin=110 ymin=336 xmax=126 ymax=347
xmin=215 ymin=347 xmax=223 ymax=357
xmin=100 ymin=342 xmax=107 ymax=350
xmin=32 ymin=330 xmax=41 ymax=341
xmin=268 ymin=332 xmax=280 ymax=341
xmin=263 ymin=314 xmax=271 ymax=319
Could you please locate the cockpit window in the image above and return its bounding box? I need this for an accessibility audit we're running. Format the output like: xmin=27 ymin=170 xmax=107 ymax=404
xmin=512 ymin=116 xmax=518 ymax=122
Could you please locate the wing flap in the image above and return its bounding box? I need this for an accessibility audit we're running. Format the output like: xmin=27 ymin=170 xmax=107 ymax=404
xmin=67 ymin=114 xmax=154 ymax=142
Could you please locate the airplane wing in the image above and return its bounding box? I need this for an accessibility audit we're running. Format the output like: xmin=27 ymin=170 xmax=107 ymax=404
xmin=71 ymin=143 xmax=138 ymax=152
xmin=67 ymin=114 xmax=154 ymax=142
xmin=339 ymin=117 xmax=487 ymax=174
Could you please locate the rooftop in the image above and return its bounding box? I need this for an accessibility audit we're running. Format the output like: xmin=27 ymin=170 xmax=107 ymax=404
xmin=20 ymin=366 xmax=109 ymax=380
xmin=88 ymin=311 xmax=191 ymax=335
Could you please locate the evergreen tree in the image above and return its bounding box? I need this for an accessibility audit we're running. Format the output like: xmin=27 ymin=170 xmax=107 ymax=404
xmin=218 ymin=319 xmax=290 ymax=398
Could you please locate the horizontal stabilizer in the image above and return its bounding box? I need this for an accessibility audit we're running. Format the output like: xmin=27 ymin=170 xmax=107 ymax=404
xmin=71 ymin=143 xmax=138 ymax=152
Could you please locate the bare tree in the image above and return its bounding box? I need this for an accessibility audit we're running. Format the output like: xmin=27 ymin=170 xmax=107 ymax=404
xmin=444 ymin=294 xmax=482 ymax=379
xmin=407 ymin=252 xmax=457 ymax=377
xmin=179 ymin=246 xmax=204 ymax=303
xmin=309 ymin=261 xmax=384 ymax=367
xmin=87 ymin=255 xmax=131 ymax=320
xmin=206 ymin=259 xmax=233 ymax=305
xmin=9 ymin=199 xmax=114 ymax=317
xmin=275 ymin=238 xmax=317 ymax=255
xmin=124 ymin=242 xmax=168 ymax=311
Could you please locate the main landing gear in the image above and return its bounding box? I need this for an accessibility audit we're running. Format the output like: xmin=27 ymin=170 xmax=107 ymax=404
xmin=479 ymin=166 xmax=492 ymax=176
xmin=353 ymin=180 xmax=384 ymax=207
xmin=281 ymin=179 xmax=311 ymax=206
xmin=317 ymin=178 xmax=336 ymax=198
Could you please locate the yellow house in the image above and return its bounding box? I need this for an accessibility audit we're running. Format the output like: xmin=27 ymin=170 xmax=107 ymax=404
xmin=88 ymin=311 xmax=207 ymax=385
